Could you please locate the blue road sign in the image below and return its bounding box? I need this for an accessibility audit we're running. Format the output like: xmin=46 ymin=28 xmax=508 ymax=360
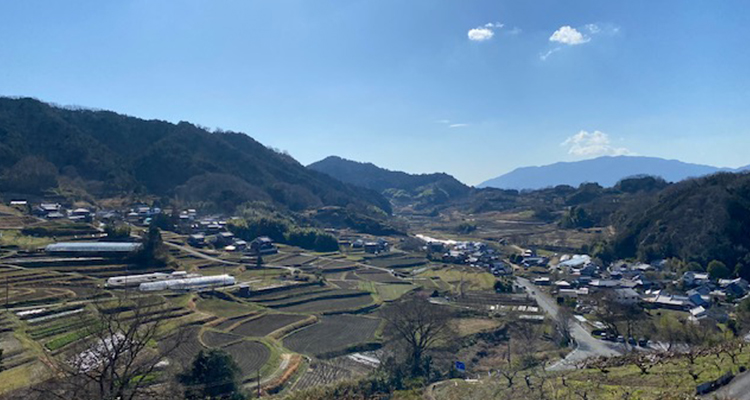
xmin=455 ymin=361 xmax=466 ymax=372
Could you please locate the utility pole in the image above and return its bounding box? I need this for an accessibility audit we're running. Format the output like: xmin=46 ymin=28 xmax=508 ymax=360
xmin=507 ymin=337 xmax=511 ymax=364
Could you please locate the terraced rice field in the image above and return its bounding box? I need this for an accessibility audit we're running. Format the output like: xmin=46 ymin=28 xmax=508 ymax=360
xmin=0 ymin=329 xmax=34 ymax=371
xmin=276 ymin=254 xmax=317 ymax=266
xmin=213 ymin=313 xmax=258 ymax=331
xmin=161 ymin=326 xmax=205 ymax=364
xmin=202 ymin=330 xmax=243 ymax=347
xmin=249 ymin=286 xmax=332 ymax=303
xmin=293 ymin=360 xmax=352 ymax=390
xmin=365 ymin=256 xmax=427 ymax=269
xmin=330 ymin=280 xmax=361 ymax=290
xmin=4 ymin=288 xmax=73 ymax=308
xmin=261 ymin=289 xmax=363 ymax=307
xmin=294 ymin=355 xmax=377 ymax=390
xmin=454 ymin=291 xmax=536 ymax=307
xmin=309 ymin=260 xmax=356 ymax=273
xmin=231 ymin=313 xmax=307 ymax=337
xmin=283 ymin=315 xmax=380 ymax=356
xmin=272 ymin=293 xmax=374 ymax=314
xmin=355 ymin=269 xmax=403 ymax=284
xmin=223 ymin=340 xmax=271 ymax=376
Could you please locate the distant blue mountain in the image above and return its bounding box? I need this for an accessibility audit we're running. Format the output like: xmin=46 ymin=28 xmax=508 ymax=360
xmin=478 ymin=156 xmax=747 ymax=190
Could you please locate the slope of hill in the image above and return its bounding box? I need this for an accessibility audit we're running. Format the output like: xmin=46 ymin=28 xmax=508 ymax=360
xmin=479 ymin=156 xmax=735 ymax=190
xmin=308 ymin=156 xmax=471 ymax=207
xmin=608 ymin=172 xmax=750 ymax=275
xmin=0 ymin=97 xmax=391 ymax=214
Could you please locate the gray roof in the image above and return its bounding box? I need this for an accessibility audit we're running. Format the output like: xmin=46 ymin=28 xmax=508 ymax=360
xmin=46 ymin=242 xmax=142 ymax=253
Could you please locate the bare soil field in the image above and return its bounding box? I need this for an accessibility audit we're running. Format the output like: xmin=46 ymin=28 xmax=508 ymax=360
xmin=355 ymin=269 xmax=403 ymax=284
xmin=454 ymin=291 xmax=536 ymax=308
xmin=231 ymin=313 xmax=307 ymax=337
xmin=202 ymin=330 xmax=243 ymax=347
xmin=249 ymin=286 xmax=332 ymax=303
xmin=364 ymin=255 xmax=427 ymax=269
xmin=261 ymin=289 xmax=364 ymax=308
xmin=276 ymin=254 xmax=317 ymax=266
xmin=212 ymin=313 xmax=258 ymax=331
xmin=271 ymin=293 xmax=374 ymax=314
xmin=292 ymin=360 xmax=353 ymax=391
xmin=330 ymin=280 xmax=361 ymax=290
xmin=161 ymin=326 xmax=205 ymax=365
xmin=283 ymin=315 xmax=380 ymax=356
xmin=223 ymin=340 xmax=271 ymax=377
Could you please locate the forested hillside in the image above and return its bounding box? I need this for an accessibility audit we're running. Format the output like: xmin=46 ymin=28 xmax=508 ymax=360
xmin=308 ymin=156 xmax=470 ymax=208
xmin=609 ymin=172 xmax=750 ymax=275
xmin=0 ymin=97 xmax=391 ymax=214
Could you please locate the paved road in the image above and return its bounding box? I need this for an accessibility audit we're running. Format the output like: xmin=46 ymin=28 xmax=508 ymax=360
xmin=710 ymin=371 xmax=750 ymax=400
xmin=300 ymin=250 xmax=405 ymax=275
xmin=165 ymin=241 xmax=241 ymax=266
xmin=516 ymin=277 xmax=622 ymax=370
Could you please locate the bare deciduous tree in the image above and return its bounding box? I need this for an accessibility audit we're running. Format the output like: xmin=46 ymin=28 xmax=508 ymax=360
xmin=28 ymin=294 xmax=186 ymax=400
xmin=555 ymin=308 xmax=575 ymax=347
xmin=382 ymin=295 xmax=453 ymax=377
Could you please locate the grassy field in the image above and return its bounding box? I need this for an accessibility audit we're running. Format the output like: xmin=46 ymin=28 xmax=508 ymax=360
xmin=358 ymin=281 xmax=416 ymax=301
xmin=450 ymin=317 xmax=503 ymax=337
xmin=0 ymin=230 xmax=52 ymax=250
xmin=418 ymin=267 xmax=496 ymax=293
xmin=0 ymin=361 xmax=47 ymax=395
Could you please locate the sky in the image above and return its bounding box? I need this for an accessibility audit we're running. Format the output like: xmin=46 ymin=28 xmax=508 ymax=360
xmin=1 ymin=1 xmax=749 ymax=185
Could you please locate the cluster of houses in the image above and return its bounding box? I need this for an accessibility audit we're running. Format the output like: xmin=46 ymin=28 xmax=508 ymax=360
xmin=519 ymin=249 xmax=550 ymax=268
xmin=533 ymin=254 xmax=748 ymax=324
xmin=350 ymin=238 xmax=390 ymax=254
xmin=188 ymin=230 xmax=277 ymax=255
xmin=9 ymin=200 xmax=164 ymax=225
xmin=426 ymin=240 xmax=511 ymax=277
xmin=15 ymin=201 xmax=95 ymax=222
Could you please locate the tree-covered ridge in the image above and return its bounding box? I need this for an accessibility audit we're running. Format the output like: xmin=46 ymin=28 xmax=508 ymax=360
xmin=0 ymin=97 xmax=391 ymax=214
xmin=610 ymin=172 xmax=750 ymax=275
xmin=308 ymin=156 xmax=471 ymax=207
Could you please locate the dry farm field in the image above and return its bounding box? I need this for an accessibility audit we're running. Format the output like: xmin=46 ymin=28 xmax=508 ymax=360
xmin=231 ymin=313 xmax=307 ymax=337
xmin=283 ymin=315 xmax=381 ymax=357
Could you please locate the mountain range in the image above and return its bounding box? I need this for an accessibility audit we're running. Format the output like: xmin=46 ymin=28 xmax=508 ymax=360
xmin=308 ymin=156 xmax=470 ymax=207
xmin=0 ymin=97 xmax=391 ymax=214
xmin=479 ymin=156 xmax=750 ymax=190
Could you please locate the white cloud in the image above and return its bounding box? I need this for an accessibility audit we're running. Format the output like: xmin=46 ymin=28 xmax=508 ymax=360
xmin=436 ymin=120 xmax=469 ymax=128
xmin=561 ymin=130 xmax=632 ymax=157
xmin=584 ymin=24 xmax=601 ymax=34
xmin=539 ymin=47 xmax=562 ymax=61
xmin=468 ymin=21 xmax=507 ymax=41
xmin=541 ymin=23 xmax=619 ymax=60
xmin=549 ymin=26 xmax=590 ymax=45
xmin=468 ymin=27 xmax=494 ymax=41
xmin=508 ymin=27 xmax=522 ymax=35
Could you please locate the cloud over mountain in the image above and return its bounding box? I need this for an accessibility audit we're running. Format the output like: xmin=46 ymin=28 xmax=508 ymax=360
xmin=562 ymin=130 xmax=632 ymax=157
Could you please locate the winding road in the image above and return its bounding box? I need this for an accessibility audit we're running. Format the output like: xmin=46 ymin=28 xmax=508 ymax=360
xmin=515 ymin=277 xmax=622 ymax=370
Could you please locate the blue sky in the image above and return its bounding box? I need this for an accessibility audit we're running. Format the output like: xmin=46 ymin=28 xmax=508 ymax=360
xmin=1 ymin=1 xmax=749 ymax=185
